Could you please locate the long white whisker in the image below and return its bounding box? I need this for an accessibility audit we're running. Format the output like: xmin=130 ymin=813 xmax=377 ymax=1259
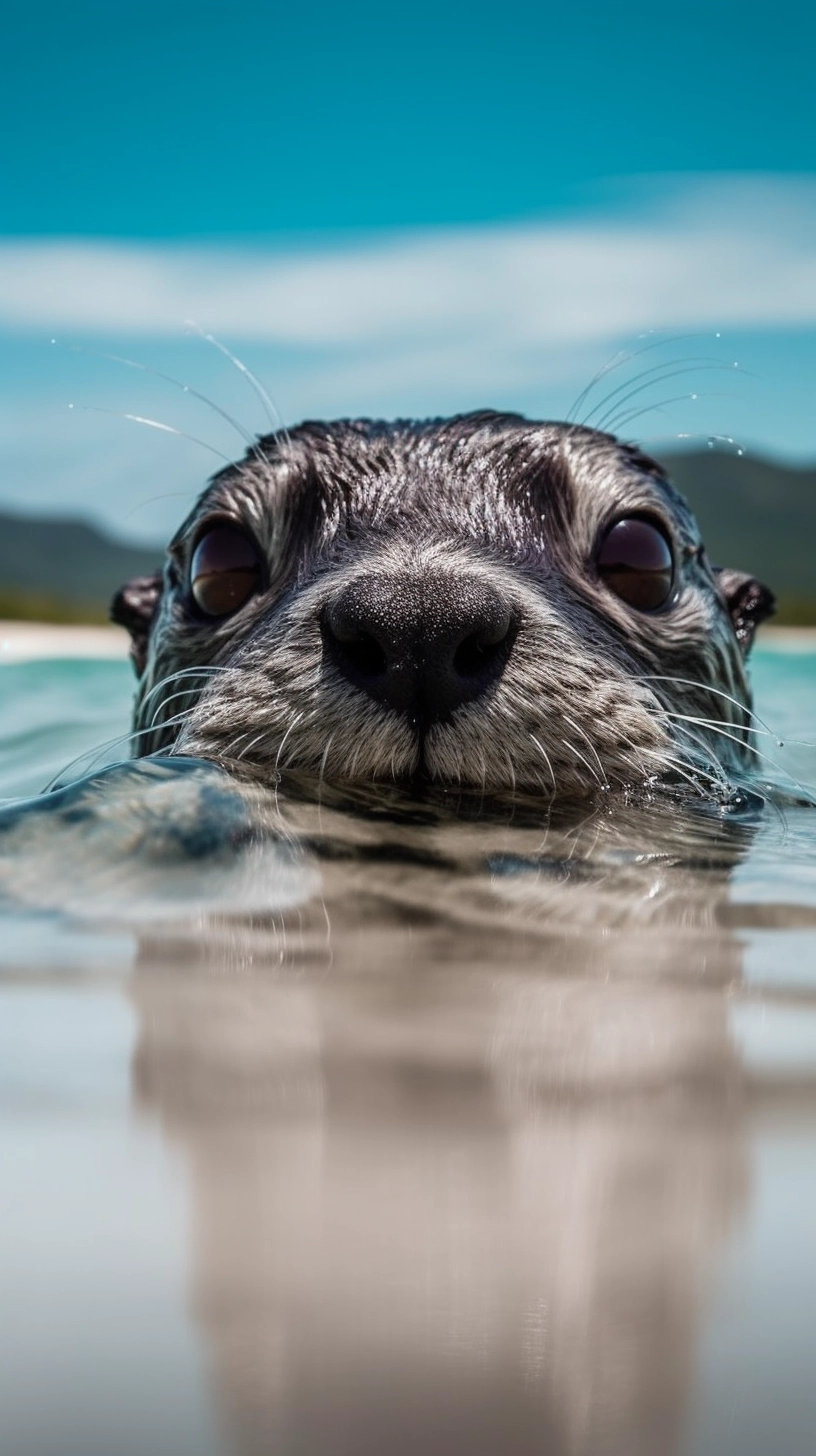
xmin=639 ymin=675 xmax=781 ymax=739
xmin=664 ymin=721 xmax=732 ymax=794
xmin=273 ymin=713 xmax=305 ymax=778
xmin=638 ymin=431 xmax=747 ymax=455
xmin=563 ymin=713 xmax=609 ymax=787
xmin=567 ymin=330 xmax=715 ymax=423
xmin=319 ymin=733 xmax=335 ymax=786
xmin=636 ymin=744 xmax=721 ymax=800
xmin=528 ymin=733 xmax=557 ymax=792
xmin=592 ymin=362 xmax=751 ymax=434
xmin=186 ymin=321 xmax=288 ymax=443
xmin=236 ymin=729 xmax=270 ymax=763
xmin=149 ymin=684 xmax=211 ymax=729
xmin=67 ymin=344 xmax=258 ymax=447
xmin=609 ymin=390 xmax=741 ymax=437
xmin=140 ymin=665 xmax=231 ymax=714
xmin=664 ymin=713 xmax=812 ymax=797
xmin=45 ymin=710 xmax=196 ymax=791
xmin=665 ymin=710 xmax=814 ymax=750
xmin=68 ymin=403 xmax=232 ymax=461
xmin=212 ymin=726 xmax=255 ymax=762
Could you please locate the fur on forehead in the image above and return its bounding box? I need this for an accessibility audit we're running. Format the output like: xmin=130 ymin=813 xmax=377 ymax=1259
xmin=176 ymin=413 xmax=689 ymax=561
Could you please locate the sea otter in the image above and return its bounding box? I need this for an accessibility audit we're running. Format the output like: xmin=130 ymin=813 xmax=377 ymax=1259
xmin=112 ymin=413 xmax=773 ymax=799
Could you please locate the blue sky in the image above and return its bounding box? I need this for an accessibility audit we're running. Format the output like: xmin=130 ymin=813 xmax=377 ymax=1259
xmin=1 ymin=1 xmax=815 ymax=540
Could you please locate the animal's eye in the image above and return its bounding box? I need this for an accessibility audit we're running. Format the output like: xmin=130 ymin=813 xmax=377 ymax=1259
xmin=596 ymin=517 xmax=675 ymax=611
xmin=190 ymin=524 xmax=263 ymax=617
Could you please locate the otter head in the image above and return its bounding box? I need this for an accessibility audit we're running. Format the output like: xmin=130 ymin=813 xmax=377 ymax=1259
xmin=112 ymin=413 xmax=773 ymax=801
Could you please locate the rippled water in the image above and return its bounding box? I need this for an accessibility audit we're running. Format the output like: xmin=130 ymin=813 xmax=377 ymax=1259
xmin=1 ymin=642 xmax=816 ymax=1456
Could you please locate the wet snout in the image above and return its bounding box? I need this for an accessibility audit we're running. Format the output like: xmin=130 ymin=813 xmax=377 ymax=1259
xmin=321 ymin=571 xmax=516 ymax=723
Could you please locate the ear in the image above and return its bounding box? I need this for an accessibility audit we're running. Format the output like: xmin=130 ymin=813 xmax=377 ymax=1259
xmin=110 ymin=571 xmax=163 ymax=677
xmin=713 ymin=566 xmax=775 ymax=655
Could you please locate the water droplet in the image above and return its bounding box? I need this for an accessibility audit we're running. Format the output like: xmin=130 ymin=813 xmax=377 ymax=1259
xmin=50 ymin=337 xmax=57 ymax=345
xmin=736 ymin=448 xmax=744 ymax=456
xmin=707 ymin=438 xmax=715 ymax=449
xmin=690 ymin=393 xmax=698 ymax=400
xmin=68 ymin=402 xmax=74 ymax=410
xmin=715 ymin=331 xmax=721 ymax=338
xmin=733 ymin=361 xmax=739 ymax=368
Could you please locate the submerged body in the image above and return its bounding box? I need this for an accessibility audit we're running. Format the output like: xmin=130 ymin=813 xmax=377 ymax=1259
xmin=114 ymin=413 xmax=773 ymax=800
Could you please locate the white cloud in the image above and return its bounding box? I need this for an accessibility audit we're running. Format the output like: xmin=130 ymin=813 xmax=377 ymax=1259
xmin=2 ymin=176 xmax=816 ymax=537
xmin=1 ymin=176 xmax=816 ymax=347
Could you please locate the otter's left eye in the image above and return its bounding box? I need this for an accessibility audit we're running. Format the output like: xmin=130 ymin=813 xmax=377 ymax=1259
xmin=190 ymin=524 xmax=263 ymax=617
xmin=596 ymin=517 xmax=675 ymax=611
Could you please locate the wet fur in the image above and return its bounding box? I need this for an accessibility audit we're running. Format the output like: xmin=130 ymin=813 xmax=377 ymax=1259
xmin=115 ymin=413 xmax=772 ymax=800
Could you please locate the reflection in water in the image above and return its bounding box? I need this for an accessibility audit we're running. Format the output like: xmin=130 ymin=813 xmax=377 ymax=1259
xmin=129 ymin=783 xmax=756 ymax=1456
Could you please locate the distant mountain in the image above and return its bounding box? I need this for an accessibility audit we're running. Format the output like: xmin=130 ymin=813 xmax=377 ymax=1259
xmin=0 ymin=511 xmax=162 ymax=621
xmin=658 ymin=450 xmax=816 ymax=602
xmin=0 ymin=448 xmax=814 ymax=622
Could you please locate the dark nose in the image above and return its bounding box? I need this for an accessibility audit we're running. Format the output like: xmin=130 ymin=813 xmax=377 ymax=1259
xmin=321 ymin=573 xmax=516 ymax=722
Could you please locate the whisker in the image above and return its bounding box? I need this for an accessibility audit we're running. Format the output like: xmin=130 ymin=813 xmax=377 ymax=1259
xmin=45 ymin=710 xmax=195 ymax=791
xmin=273 ymin=712 xmax=305 ymax=778
xmin=149 ymin=684 xmax=211 ymax=729
xmin=639 ymin=675 xmax=782 ymax=741
xmin=638 ymin=431 xmax=747 ymax=457
xmin=608 ymin=390 xmax=742 ymax=437
xmin=63 ymin=343 xmax=258 ymax=448
xmin=672 ymin=742 xmax=737 ymax=804
xmin=210 ymin=727 xmax=252 ymax=762
xmin=636 ymin=744 xmax=721 ymax=801
xmin=185 ymin=321 xmax=289 ymax=444
xmin=123 ymin=491 xmax=204 ymax=522
xmin=528 ymin=733 xmax=557 ymax=792
xmin=44 ymin=733 xmax=145 ymax=791
xmin=563 ymin=712 xmax=609 ymax=787
xmin=140 ymin=665 xmax=232 ymax=715
xmin=713 ymin=761 xmax=789 ymax=830
xmin=567 ymin=330 xmax=720 ymax=423
xmin=237 ymin=729 xmax=270 ymax=763
xmin=663 ymin=712 xmax=812 ymax=799
xmin=591 ymin=362 xmax=751 ymax=434
xmin=388 ymin=740 xmax=401 ymax=783
xmin=664 ymin=710 xmax=814 ymax=751
xmin=584 ymin=358 xmax=729 ymax=430
xmin=68 ymin=403 xmax=232 ymax=462
xmin=562 ymin=736 xmax=605 ymax=789
xmin=664 ymin=721 xmax=732 ymax=795
xmin=319 ymin=734 xmax=335 ymax=786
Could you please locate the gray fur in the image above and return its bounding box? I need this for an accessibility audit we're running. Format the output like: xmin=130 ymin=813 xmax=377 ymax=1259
xmin=121 ymin=413 xmax=766 ymax=801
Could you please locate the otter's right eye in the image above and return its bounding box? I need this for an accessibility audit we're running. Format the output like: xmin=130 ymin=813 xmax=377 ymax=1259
xmin=190 ymin=524 xmax=263 ymax=617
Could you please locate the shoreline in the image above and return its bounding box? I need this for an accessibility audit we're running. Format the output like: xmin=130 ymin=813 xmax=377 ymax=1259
xmin=1 ymin=619 xmax=815 ymax=667
xmin=0 ymin=621 xmax=130 ymax=663
xmin=756 ymin=626 xmax=816 ymax=651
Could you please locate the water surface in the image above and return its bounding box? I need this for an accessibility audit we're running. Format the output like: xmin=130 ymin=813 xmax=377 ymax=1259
xmin=1 ymin=641 xmax=816 ymax=1456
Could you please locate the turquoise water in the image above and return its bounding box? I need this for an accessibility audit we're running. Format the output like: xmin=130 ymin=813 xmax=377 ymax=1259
xmin=0 ymin=657 xmax=136 ymax=800
xmin=2 ymin=643 xmax=816 ymax=1456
